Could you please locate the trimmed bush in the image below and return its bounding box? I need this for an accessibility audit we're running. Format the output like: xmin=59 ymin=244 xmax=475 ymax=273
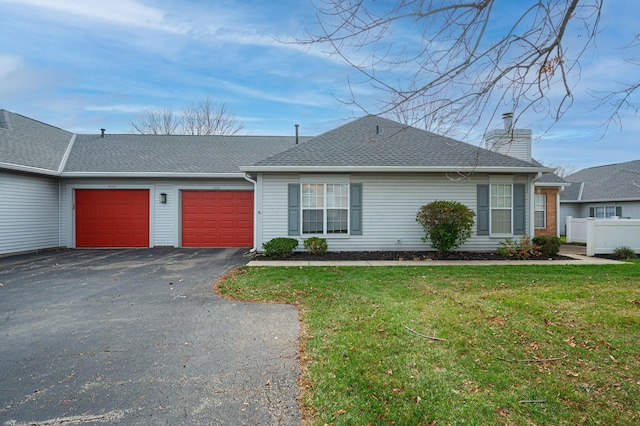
xmin=498 ymin=235 xmax=541 ymax=260
xmin=262 ymin=237 xmax=299 ymax=259
xmin=532 ymin=235 xmax=562 ymax=257
xmin=416 ymin=201 xmax=475 ymax=253
xmin=612 ymin=246 xmax=636 ymax=259
xmin=303 ymin=237 xmax=328 ymax=255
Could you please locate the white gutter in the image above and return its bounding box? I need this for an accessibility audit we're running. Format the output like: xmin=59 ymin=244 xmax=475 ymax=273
xmin=60 ymin=172 xmax=245 ymax=178
xmin=243 ymin=173 xmax=258 ymax=253
xmin=240 ymin=165 xmax=555 ymax=174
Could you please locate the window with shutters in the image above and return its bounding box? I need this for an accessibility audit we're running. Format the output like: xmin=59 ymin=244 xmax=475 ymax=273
xmin=302 ymin=183 xmax=349 ymax=234
xmin=535 ymin=193 xmax=546 ymax=228
xmin=491 ymin=183 xmax=512 ymax=234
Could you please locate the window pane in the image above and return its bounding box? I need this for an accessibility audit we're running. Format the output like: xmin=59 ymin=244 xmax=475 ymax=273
xmin=491 ymin=184 xmax=511 ymax=208
xmin=595 ymin=206 xmax=604 ymax=218
xmin=327 ymin=209 xmax=348 ymax=234
xmin=535 ymin=211 xmax=545 ymax=228
xmin=605 ymin=206 xmax=615 ymax=217
xmin=302 ymin=209 xmax=323 ymax=234
xmin=326 ymin=184 xmax=348 ymax=208
xmin=535 ymin=193 xmax=545 ymax=211
xmin=491 ymin=209 xmax=511 ymax=233
xmin=302 ymin=184 xmax=324 ymax=208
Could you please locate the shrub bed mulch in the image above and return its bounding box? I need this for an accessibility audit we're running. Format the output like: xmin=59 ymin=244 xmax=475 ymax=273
xmin=253 ymin=251 xmax=573 ymax=261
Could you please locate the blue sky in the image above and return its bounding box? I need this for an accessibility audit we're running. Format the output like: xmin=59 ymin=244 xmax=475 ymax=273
xmin=1 ymin=0 xmax=638 ymax=171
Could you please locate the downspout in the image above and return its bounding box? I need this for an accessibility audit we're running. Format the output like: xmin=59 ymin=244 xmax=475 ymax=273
xmin=531 ymin=172 xmax=543 ymax=237
xmin=243 ymin=173 xmax=258 ymax=253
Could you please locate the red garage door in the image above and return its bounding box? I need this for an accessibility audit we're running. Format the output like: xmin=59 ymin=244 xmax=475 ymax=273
xmin=75 ymin=189 xmax=150 ymax=248
xmin=182 ymin=191 xmax=253 ymax=247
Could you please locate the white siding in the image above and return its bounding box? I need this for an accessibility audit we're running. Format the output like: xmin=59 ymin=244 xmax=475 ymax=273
xmin=560 ymin=201 xmax=640 ymax=235
xmin=1 ymin=171 xmax=60 ymax=255
xmin=60 ymin=178 xmax=252 ymax=248
xmin=258 ymin=173 xmax=531 ymax=252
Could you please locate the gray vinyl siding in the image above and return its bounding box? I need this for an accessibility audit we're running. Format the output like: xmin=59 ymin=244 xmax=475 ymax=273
xmin=59 ymin=178 xmax=252 ymax=248
xmin=0 ymin=171 xmax=60 ymax=255
xmin=258 ymin=173 xmax=531 ymax=251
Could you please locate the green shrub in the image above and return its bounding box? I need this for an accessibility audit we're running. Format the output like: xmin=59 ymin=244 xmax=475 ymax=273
xmin=262 ymin=237 xmax=299 ymax=259
xmin=303 ymin=237 xmax=328 ymax=255
xmin=532 ymin=235 xmax=562 ymax=257
xmin=416 ymin=201 xmax=475 ymax=253
xmin=612 ymin=246 xmax=636 ymax=259
xmin=498 ymin=235 xmax=542 ymax=260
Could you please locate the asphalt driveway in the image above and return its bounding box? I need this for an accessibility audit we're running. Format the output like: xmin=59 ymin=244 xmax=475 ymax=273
xmin=0 ymin=248 xmax=301 ymax=425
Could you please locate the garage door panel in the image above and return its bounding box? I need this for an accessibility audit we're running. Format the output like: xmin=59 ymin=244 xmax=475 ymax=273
xmin=181 ymin=190 xmax=253 ymax=247
xmin=76 ymin=189 xmax=150 ymax=248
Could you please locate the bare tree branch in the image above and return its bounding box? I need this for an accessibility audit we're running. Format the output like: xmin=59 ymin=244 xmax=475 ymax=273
xmin=296 ymin=0 xmax=637 ymax=135
xmin=130 ymin=98 xmax=245 ymax=136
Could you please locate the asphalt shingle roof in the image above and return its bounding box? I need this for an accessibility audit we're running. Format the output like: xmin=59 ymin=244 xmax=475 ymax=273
xmin=0 ymin=110 xmax=74 ymax=172
xmin=250 ymin=115 xmax=544 ymax=170
xmin=561 ymin=160 xmax=640 ymax=201
xmin=64 ymin=134 xmax=310 ymax=174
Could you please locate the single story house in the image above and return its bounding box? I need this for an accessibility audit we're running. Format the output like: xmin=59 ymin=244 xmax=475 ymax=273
xmin=1 ymin=109 xmax=563 ymax=255
xmin=559 ymin=159 xmax=640 ymax=234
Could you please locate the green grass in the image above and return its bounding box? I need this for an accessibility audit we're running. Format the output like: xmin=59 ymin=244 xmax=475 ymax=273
xmin=217 ymin=264 xmax=640 ymax=425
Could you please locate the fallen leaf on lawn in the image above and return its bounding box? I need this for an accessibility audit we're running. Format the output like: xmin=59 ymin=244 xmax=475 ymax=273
xmin=416 ymin=396 xmax=422 ymax=404
xmin=265 ymin=379 xmax=271 ymax=386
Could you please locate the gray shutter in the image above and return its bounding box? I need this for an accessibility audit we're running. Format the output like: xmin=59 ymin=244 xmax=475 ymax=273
xmin=615 ymin=206 xmax=622 ymax=217
xmin=589 ymin=207 xmax=595 ymax=217
xmin=350 ymin=183 xmax=363 ymax=235
xmin=288 ymin=184 xmax=300 ymax=236
xmin=477 ymin=185 xmax=489 ymax=235
xmin=513 ymin=184 xmax=526 ymax=235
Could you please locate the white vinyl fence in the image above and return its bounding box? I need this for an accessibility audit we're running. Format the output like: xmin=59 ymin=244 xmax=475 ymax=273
xmin=566 ymin=216 xmax=640 ymax=256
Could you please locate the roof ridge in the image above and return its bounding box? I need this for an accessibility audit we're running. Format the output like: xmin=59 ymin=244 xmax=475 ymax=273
xmin=0 ymin=109 xmax=11 ymax=131
xmin=1 ymin=109 xmax=70 ymax=133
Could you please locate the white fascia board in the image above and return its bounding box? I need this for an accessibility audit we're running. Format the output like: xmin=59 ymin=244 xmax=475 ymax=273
xmin=534 ymin=181 xmax=570 ymax=187
xmin=240 ymin=165 xmax=555 ymax=174
xmin=0 ymin=162 xmax=61 ymax=176
xmin=60 ymin=172 xmax=245 ymax=178
xmin=560 ymin=197 xmax=640 ymax=203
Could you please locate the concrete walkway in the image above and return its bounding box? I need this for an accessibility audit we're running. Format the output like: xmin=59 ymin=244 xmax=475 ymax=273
xmin=247 ymin=244 xmax=624 ymax=266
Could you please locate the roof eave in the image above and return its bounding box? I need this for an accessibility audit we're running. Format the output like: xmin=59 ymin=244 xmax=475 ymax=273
xmin=534 ymin=182 xmax=570 ymax=187
xmin=0 ymin=162 xmax=61 ymax=176
xmin=60 ymin=172 xmax=245 ymax=178
xmin=560 ymin=197 xmax=640 ymax=203
xmin=241 ymin=165 xmax=554 ymax=174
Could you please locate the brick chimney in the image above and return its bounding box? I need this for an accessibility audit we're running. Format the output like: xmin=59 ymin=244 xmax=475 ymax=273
xmin=484 ymin=113 xmax=532 ymax=162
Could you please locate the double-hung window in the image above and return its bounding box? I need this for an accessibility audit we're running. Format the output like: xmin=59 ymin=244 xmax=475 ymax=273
xmin=590 ymin=206 xmax=618 ymax=218
xmin=302 ymin=183 xmax=349 ymax=234
xmin=490 ymin=183 xmax=512 ymax=234
xmin=535 ymin=193 xmax=546 ymax=228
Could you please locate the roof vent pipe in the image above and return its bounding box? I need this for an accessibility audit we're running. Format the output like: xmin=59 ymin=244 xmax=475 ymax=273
xmin=100 ymin=128 xmax=106 ymax=138
xmin=502 ymin=112 xmax=513 ymax=130
xmin=295 ymin=124 xmax=299 ymax=144
xmin=376 ymin=125 xmax=380 ymax=134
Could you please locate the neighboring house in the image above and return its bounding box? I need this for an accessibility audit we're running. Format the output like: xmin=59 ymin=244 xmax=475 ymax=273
xmin=1 ymin=109 xmax=561 ymax=255
xmin=559 ymin=160 xmax=640 ymax=235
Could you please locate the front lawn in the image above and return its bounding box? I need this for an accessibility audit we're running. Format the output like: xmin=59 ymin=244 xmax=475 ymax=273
xmin=217 ymin=264 xmax=640 ymax=425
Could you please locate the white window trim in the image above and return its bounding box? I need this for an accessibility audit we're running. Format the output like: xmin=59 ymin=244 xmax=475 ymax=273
xmin=489 ymin=176 xmax=514 ymax=236
xmin=301 ymin=182 xmax=350 ymax=237
xmin=535 ymin=193 xmax=546 ymax=229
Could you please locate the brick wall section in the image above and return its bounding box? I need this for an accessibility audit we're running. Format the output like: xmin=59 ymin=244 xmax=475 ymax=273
xmin=534 ymin=188 xmax=559 ymax=237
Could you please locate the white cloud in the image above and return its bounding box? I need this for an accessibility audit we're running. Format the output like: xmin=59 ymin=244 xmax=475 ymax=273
xmin=0 ymin=0 xmax=188 ymax=33
xmin=84 ymin=104 xmax=154 ymax=113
